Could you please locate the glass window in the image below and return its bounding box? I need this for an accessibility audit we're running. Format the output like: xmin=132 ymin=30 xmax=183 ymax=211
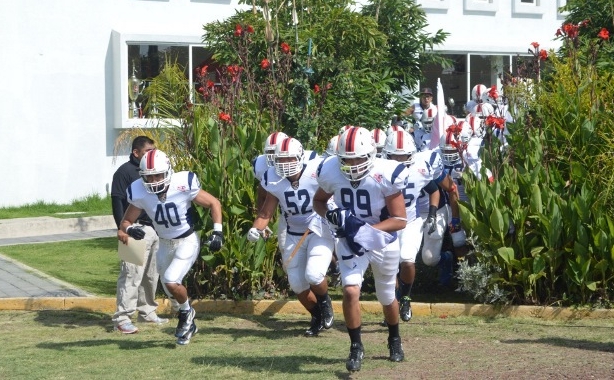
xmin=126 ymin=44 xmax=214 ymax=118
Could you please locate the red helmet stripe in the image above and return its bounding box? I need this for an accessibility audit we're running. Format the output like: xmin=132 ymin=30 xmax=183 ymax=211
xmin=346 ymin=127 xmax=357 ymax=153
xmin=373 ymin=130 xmax=381 ymax=143
xmin=427 ymin=108 xmax=433 ymax=117
xmin=270 ymin=132 xmax=280 ymax=144
xmin=396 ymin=131 xmax=404 ymax=149
xmin=281 ymin=137 xmax=291 ymax=152
xmin=147 ymin=149 xmax=157 ymax=169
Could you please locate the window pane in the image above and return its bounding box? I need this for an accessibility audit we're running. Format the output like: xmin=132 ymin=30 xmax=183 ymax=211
xmin=422 ymin=54 xmax=467 ymax=117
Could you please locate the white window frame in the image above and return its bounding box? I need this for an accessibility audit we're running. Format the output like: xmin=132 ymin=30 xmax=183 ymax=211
xmin=463 ymin=0 xmax=499 ymax=13
xmin=112 ymin=30 xmax=203 ymax=129
xmin=512 ymin=0 xmax=544 ymax=16
xmin=416 ymin=0 xmax=450 ymax=11
xmin=557 ymin=0 xmax=568 ymax=19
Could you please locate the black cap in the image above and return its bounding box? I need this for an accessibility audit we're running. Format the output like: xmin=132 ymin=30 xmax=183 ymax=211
xmin=420 ymin=87 xmax=433 ymax=95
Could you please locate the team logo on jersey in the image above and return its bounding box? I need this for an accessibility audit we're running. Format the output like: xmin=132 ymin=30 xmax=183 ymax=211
xmin=177 ymin=185 xmax=187 ymax=192
xmin=372 ymin=173 xmax=383 ymax=183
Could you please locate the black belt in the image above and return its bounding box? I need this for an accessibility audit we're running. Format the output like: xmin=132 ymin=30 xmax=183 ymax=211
xmin=173 ymin=227 xmax=194 ymax=240
xmin=136 ymin=219 xmax=153 ymax=227
xmin=287 ymin=230 xmax=312 ymax=236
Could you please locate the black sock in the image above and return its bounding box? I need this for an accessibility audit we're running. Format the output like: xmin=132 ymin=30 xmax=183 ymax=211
xmin=309 ymin=303 xmax=321 ymax=318
xmin=400 ymin=280 xmax=413 ymax=299
xmin=387 ymin=323 xmax=399 ymax=340
xmin=315 ymin=292 xmax=328 ymax=305
xmin=348 ymin=326 xmax=362 ymax=345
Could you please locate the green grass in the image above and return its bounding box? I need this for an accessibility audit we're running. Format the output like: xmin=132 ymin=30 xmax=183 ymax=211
xmin=0 ymin=311 xmax=612 ymax=380
xmin=0 ymin=238 xmax=120 ymax=297
xmin=0 ymin=193 xmax=112 ymax=219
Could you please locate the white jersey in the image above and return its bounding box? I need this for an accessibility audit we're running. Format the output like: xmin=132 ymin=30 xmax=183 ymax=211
xmin=399 ymin=157 xmax=439 ymax=222
xmin=415 ymin=149 xmax=446 ymax=214
xmin=127 ymin=171 xmax=201 ymax=239
xmin=252 ymin=154 xmax=268 ymax=182
xmin=252 ymin=150 xmax=319 ymax=182
xmin=261 ymin=157 xmax=327 ymax=237
xmin=317 ymin=156 xmax=409 ymax=225
xmin=413 ymin=127 xmax=431 ymax=152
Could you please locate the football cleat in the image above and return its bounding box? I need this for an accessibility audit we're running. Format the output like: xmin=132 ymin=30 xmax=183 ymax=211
xmin=304 ymin=315 xmax=324 ymax=337
xmin=400 ymin=296 xmax=412 ymax=322
xmin=388 ymin=336 xmax=405 ymax=362
xmin=346 ymin=342 xmax=364 ymax=372
xmin=320 ymin=295 xmax=334 ymax=329
xmin=175 ymin=307 xmax=196 ymax=338
xmin=176 ymin=321 xmax=198 ymax=345
xmin=114 ymin=322 xmax=138 ymax=334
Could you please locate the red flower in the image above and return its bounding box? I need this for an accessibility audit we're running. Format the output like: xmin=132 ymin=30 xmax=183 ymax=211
xmin=539 ymin=49 xmax=548 ymax=61
xmin=530 ymin=42 xmax=539 ymax=49
xmin=234 ymin=24 xmax=242 ymax=37
xmin=280 ymin=42 xmax=291 ymax=54
xmin=260 ymin=58 xmax=270 ymax=70
xmin=206 ymin=80 xmax=215 ymax=89
xmin=326 ymin=82 xmax=332 ymax=90
xmin=246 ymin=25 xmax=254 ymax=34
xmin=314 ymin=84 xmax=320 ymax=93
xmin=598 ymin=28 xmax=610 ymax=40
xmin=488 ymin=85 xmax=498 ymax=100
xmin=218 ymin=112 xmax=231 ymax=122
xmin=486 ymin=115 xmax=505 ymax=130
xmin=200 ymin=65 xmax=208 ymax=77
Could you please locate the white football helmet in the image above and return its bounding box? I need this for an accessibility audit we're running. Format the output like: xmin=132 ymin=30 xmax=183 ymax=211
xmin=420 ymin=106 xmax=437 ymax=133
xmin=371 ymin=128 xmax=387 ymax=154
xmin=337 ymin=127 xmax=376 ymax=181
xmin=324 ymin=135 xmax=340 ymax=157
xmin=386 ymin=124 xmax=404 ymax=136
xmin=338 ymin=125 xmax=355 ymax=135
xmin=471 ymin=84 xmax=488 ymax=103
xmin=439 ymin=127 xmax=465 ymax=167
xmin=457 ymin=120 xmax=473 ymax=144
xmin=264 ymin=131 xmax=288 ymax=167
xmin=466 ymin=115 xmax=486 ymax=138
xmin=139 ymin=149 xmax=173 ymax=194
xmin=274 ymin=137 xmax=304 ymax=178
xmin=383 ymin=130 xmax=417 ymax=167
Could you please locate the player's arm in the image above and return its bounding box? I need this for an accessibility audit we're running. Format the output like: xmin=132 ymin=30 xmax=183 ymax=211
xmin=313 ymin=187 xmax=333 ymax=218
xmin=437 ymin=174 xmax=459 ymax=219
xmin=252 ymin=192 xmax=279 ymax=231
xmin=372 ymin=191 xmax=407 ymax=233
xmin=192 ymin=189 xmax=222 ymax=225
xmin=256 ymin=183 xmax=268 ymax=213
xmin=118 ymin=204 xmax=145 ymax=244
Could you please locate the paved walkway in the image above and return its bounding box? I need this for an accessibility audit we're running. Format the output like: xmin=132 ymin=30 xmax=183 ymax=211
xmin=0 ymin=216 xmax=116 ymax=298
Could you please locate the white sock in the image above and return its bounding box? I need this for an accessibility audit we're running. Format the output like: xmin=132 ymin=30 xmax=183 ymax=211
xmin=179 ymin=300 xmax=190 ymax=311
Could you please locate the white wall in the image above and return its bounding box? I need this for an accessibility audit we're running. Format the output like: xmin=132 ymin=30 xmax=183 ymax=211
xmin=0 ymin=0 xmax=564 ymax=207
xmin=0 ymin=0 xmax=244 ymax=207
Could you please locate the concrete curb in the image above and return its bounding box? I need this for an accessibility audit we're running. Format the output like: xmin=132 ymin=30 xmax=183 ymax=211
xmin=1 ymin=298 xmax=613 ymax=320
xmin=0 ymin=215 xmax=115 ymax=239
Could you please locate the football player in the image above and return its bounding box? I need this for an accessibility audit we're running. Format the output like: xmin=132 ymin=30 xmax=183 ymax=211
xmin=117 ymin=149 xmax=223 ymax=345
xmin=247 ymin=137 xmax=335 ymax=337
xmin=313 ymin=126 xmax=409 ymax=372
xmin=382 ymin=130 xmax=445 ymax=323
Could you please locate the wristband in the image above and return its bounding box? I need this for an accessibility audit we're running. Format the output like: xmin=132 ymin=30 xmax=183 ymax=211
xmin=213 ymin=223 xmax=223 ymax=232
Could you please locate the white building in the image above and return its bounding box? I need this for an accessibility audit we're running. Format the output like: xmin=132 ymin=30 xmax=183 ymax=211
xmin=0 ymin=0 xmax=565 ymax=207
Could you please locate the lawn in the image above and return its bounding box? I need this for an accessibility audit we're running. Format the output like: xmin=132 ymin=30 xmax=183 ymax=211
xmin=0 ymin=310 xmax=612 ymax=380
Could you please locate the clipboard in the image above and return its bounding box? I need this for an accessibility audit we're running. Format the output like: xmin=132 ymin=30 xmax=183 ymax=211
xmin=118 ymin=238 xmax=147 ymax=266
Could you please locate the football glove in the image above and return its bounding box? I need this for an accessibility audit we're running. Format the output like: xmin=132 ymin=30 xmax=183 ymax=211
xmin=126 ymin=225 xmax=145 ymax=240
xmin=205 ymin=231 xmax=224 ymax=252
xmin=247 ymin=227 xmax=261 ymax=242
xmin=325 ymin=208 xmax=348 ymax=228
xmin=422 ymin=206 xmax=438 ymax=235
